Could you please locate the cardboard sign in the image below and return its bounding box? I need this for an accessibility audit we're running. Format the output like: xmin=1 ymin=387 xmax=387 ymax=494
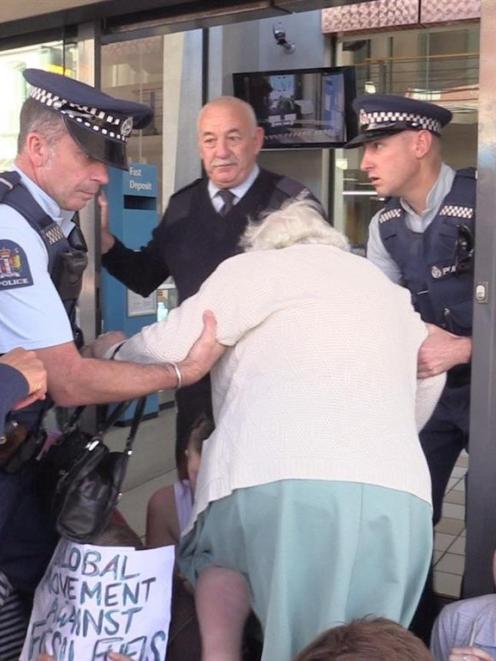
xmin=21 ymin=539 xmax=175 ymax=661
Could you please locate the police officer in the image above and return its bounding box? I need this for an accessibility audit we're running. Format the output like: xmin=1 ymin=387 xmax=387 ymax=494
xmin=100 ymin=95 xmax=319 ymax=469
xmin=0 ymin=68 xmax=220 ymax=657
xmin=346 ymin=93 xmax=475 ymax=638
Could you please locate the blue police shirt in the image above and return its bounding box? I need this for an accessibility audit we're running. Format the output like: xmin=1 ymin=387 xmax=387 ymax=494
xmin=0 ymin=166 xmax=74 ymax=353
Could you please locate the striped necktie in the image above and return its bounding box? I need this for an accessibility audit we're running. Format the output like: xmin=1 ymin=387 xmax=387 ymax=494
xmin=217 ymin=189 xmax=236 ymax=217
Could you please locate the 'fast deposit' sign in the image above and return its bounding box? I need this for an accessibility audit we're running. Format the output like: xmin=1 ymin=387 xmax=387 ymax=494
xmin=21 ymin=539 xmax=175 ymax=660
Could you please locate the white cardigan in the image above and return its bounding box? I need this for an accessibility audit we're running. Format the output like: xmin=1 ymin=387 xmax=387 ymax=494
xmin=115 ymin=244 xmax=444 ymax=531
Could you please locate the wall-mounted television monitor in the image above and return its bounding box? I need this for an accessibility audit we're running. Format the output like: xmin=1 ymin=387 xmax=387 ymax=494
xmin=233 ymin=66 xmax=357 ymax=149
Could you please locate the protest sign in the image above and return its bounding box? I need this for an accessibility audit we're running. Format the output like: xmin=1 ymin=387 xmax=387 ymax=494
xmin=21 ymin=539 xmax=175 ymax=661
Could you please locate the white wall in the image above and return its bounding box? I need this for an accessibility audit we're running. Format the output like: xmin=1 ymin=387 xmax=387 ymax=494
xmin=218 ymin=11 xmax=330 ymax=204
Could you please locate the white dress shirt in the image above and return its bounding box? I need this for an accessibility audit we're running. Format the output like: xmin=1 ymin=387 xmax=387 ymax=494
xmin=208 ymin=165 xmax=260 ymax=212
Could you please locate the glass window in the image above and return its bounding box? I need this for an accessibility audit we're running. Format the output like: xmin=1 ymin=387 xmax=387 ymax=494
xmin=0 ymin=41 xmax=77 ymax=170
xmin=101 ymin=37 xmax=181 ymax=317
xmin=101 ymin=36 xmax=164 ymax=210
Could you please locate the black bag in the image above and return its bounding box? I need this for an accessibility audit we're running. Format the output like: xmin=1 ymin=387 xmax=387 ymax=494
xmin=37 ymin=397 xmax=146 ymax=543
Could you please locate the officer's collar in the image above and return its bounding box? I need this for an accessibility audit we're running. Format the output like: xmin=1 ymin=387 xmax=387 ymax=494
xmin=399 ymin=163 xmax=455 ymax=218
xmin=12 ymin=164 xmax=76 ymax=235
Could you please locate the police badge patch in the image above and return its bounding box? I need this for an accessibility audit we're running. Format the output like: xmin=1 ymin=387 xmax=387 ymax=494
xmin=0 ymin=241 xmax=33 ymax=289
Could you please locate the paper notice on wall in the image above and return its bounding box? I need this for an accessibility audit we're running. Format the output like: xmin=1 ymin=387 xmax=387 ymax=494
xmin=21 ymin=539 xmax=175 ymax=661
xmin=127 ymin=288 xmax=157 ymax=317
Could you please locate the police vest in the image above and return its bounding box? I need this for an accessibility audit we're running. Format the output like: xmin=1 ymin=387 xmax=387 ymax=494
xmin=0 ymin=171 xmax=87 ymax=433
xmin=0 ymin=171 xmax=87 ymax=340
xmin=378 ymin=168 xmax=475 ymax=337
xmin=0 ymin=175 xmax=89 ymax=590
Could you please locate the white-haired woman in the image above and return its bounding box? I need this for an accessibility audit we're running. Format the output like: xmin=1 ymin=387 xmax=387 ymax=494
xmin=91 ymin=200 xmax=444 ymax=661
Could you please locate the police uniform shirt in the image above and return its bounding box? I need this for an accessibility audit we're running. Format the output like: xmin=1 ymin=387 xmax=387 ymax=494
xmin=0 ymin=166 xmax=74 ymax=353
xmin=367 ymin=162 xmax=456 ymax=283
xmin=208 ymin=165 xmax=259 ymax=212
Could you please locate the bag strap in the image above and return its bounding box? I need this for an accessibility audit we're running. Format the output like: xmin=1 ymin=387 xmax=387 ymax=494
xmin=62 ymin=405 xmax=86 ymax=430
xmin=63 ymin=397 xmax=145 ymax=443
xmin=124 ymin=397 xmax=147 ymax=454
xmin=98 ymin=400 xmax=135 ymax=435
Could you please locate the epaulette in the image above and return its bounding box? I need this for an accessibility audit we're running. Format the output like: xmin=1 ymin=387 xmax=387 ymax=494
xmin=456 ymin=167 xmax=477 ymax=181
xmin=275 ymin=175 xmax=310 ymax=199
xmin=170 ymin=177 xmax=204 ymax=199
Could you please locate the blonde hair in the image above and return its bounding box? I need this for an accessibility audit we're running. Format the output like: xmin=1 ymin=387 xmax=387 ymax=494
xmin=241 ymin=199 xmax=350 ymax=252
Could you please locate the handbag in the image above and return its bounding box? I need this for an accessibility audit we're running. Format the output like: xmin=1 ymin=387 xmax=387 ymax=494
xmin=37 ymin=397 xmax=147 ymax=543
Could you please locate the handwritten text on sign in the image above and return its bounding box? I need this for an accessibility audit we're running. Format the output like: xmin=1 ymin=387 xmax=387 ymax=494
xmin=21 ymin=539 xmax=175 ymax=661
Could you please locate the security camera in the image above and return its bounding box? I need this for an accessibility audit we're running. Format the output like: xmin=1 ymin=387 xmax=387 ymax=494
xmin=272 ymin=23 xmax=295 ymax=53
xmin=273 ymin=24 xmax=286 ymax=45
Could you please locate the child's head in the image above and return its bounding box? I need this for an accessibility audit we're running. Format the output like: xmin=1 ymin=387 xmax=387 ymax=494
xmin=184 ymin=414 xmax=214 ymax=490
xmin=294 ymin=618 xmax=433 ymax=661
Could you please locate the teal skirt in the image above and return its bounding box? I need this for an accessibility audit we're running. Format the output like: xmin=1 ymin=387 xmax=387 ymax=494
xmin=179 ymin=479 xmax=432 ymax=661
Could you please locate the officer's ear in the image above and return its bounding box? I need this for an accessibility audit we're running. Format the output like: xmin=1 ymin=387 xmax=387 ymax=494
xmin=413 ymin=129 xmax=433 ymax=159
xmin=25 ymin=131 xmax=51 ymax=167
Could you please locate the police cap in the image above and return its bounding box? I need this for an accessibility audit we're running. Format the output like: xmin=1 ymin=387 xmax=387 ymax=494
xmin=345 ymin=93 xmax=452 ymax=149
xmin=23 ymin=68 xmax=153 ymax=170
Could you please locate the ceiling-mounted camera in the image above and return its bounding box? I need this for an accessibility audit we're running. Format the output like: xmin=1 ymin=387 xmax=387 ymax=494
xmin=272 ymin=23 xmax=295 ymax=53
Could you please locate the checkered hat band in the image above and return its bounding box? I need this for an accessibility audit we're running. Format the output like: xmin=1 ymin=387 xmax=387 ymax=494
xmin=360 ymin=110 xmax=442 ymax=134
xmin=29 ymin=85 xmax=128 ymax=142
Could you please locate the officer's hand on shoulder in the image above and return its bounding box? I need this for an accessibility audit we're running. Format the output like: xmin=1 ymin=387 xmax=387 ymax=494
xmin=179 ymin=310 xmax=225 ymax=385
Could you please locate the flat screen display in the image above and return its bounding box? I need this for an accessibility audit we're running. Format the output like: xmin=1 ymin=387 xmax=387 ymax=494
xmin=233 ymin=66 xmax=357 ymax=149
